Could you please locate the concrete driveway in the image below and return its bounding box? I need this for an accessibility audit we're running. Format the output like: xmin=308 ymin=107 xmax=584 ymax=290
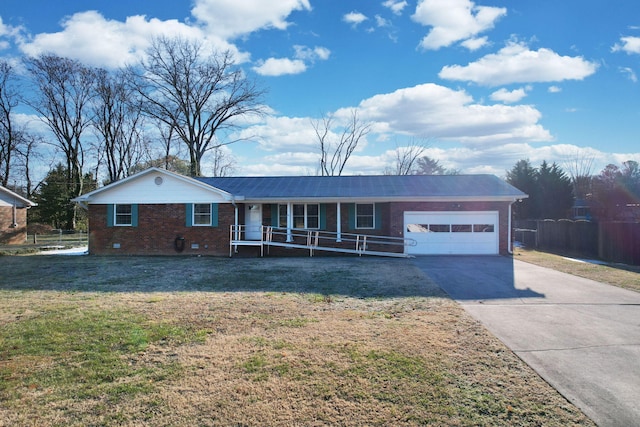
xmin=411 ymin=256 xmax=640 ymax=427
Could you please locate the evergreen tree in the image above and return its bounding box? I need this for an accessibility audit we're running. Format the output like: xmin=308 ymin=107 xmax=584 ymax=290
xmin=506 ymin=159 xmax=574 ymax=220
xmin=536 ymin=161 xmax=574 ymax=219
xmin=506 ymin=159 xmax=538 ymax=219
xmin=30 ymin=164 xmax=95 ymax=230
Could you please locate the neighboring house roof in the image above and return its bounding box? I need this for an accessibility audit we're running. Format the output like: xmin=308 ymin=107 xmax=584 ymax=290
xmin=0 ymin=185 xmax=36 ymax=208
xmin=73 ymin=167 xmax=528 ymax=204
xmin=196 ymin=174 xmax=527 ymax=202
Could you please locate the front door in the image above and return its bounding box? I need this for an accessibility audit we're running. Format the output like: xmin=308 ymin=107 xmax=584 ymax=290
xmin=245 ymin=204 xmax=263 ymax=240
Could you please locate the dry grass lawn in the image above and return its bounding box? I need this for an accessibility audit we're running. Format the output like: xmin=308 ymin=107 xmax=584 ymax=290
xmin=0 ymin=255 xmax=593 ymax=426
xmin=514 ymin=248 xmax=640 ymax=293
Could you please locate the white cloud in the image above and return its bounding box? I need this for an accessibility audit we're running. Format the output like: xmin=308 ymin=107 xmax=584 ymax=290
xmin=383 ymin=0 xmax=408 ymax=15
xmin=254 ymin=45 xmax=330 ymax=77
xmin=548 ymin=86 xmax=562 ymax=93
xmin=460 ymin=36 xmax=489 ymax=51
xmin=294 ymin=45 xmax=331 ymax=61
xmin=16 ymin=1 xmax=313 ymax=68
xmin=411 ymin=0 xmax=506 ymax=50
xmin=620 ymin=67 xmax=638 ymax=83
xmin=191 ymin=0 xmax=311 ymax=39
xmin=236 ymin=116 xmax=317 ymax=152
xmin=16 ymin=11 xmax=236 ymax=68
xmin=343 ymin=11 xmax=368 ymax=27
xmin=375 ymin=15 xmax=391 ymax=28
xmin=0 ymin=16 xmax=23 ymax=51
xmin=252 ymin=57 xmax=306 ymax=76
xmin=354 ymin=83 xmax=552 ymax=145
xmin=490 ymin=87 xmax=529 ymax=103
xmin=612 ymin=36 xmax=640 ymax=55
xmin=439 ymin=41 xmax=598 ymax=86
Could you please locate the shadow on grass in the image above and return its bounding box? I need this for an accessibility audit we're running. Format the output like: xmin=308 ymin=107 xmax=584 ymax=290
xmin=0 ymin=254 xmax=545 ymax=301
xmin=0 ymin=255 xmax=447 ymax=299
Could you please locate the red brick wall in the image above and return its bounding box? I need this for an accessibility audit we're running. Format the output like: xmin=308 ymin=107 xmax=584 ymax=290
xmin=88 ymin=203 xmax=235 ymax=256
xmin=0 ymin=206 xmax=27 ymax=245
xmin=88 ymin=201 xmax=513 ymax=256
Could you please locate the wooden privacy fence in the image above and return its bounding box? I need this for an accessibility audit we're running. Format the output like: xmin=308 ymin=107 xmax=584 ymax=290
xmin=514 ymin=220 xmax=640 ymax=265
xmin=598 ymin=222 xmax=640 ymax=265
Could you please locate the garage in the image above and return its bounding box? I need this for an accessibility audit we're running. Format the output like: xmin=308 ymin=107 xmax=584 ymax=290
xmin=404 ymin=211 xmax=499 ymax=255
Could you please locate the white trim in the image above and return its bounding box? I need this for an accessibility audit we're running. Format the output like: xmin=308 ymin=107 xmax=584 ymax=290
xmin=72 ymin=167 xmax=236 ymax=203
xmin=0 ymin=185 xmax=36 ymax=207
xmin=114 ymin=204 xmax=133 ymax=227
xmin=192 ymin=203 xmax=212 ymax=226
xmin=355 ymin=202 xmax=375 ymax=229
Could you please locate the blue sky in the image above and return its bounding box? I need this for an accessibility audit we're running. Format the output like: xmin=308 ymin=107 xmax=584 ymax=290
xmin=1 ymin=0 xmax=640 ymax=178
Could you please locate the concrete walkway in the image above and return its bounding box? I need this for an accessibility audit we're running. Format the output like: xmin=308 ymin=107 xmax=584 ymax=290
xmin=412 ymin=256 xmax=640 ymax=427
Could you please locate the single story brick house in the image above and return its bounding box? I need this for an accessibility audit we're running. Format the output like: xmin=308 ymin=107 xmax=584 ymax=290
xmin=73 ymin=167 xmax=527 ymax=257
xmin=0 ymin=185 xmax=36 ymax=245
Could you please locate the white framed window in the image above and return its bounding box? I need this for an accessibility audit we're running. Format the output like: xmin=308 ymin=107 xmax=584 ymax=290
xmin=279 ymin=203 xmax=320 ymax=229
xmin=193 ymin=203 xmax=212 ymax=226
xmin=114 ymin=204 xmax=132 ymax=226
xmin=278 ymin=204 xmax=288 ymax=228
xmin=356 ymin=203 xmax=375 ymax=229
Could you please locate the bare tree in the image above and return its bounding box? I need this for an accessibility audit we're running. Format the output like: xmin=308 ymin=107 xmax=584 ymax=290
xmin=127 ymin=36 xmax=265 ymax=176
xmin=312 ymin=109 xmax=371 ymax=176
xmin=383 ymin=138 xmax=428 ymax=175
xmin=156 ymin=119 xmax=178 ymax=170
xmin=562 ymin=149 xmax=595 ymax=199
xmin=93 ymin=69 xmax=148 ymax=183
xmin=24 ymin=54 xmax=97 ymax=229
xmin=210 ymin=146 xmax=236 ymax=177
xmin=14 ymin=133 xmax=43 ymax=198
xmin=0 ymin=60 xmax=22 ymax=187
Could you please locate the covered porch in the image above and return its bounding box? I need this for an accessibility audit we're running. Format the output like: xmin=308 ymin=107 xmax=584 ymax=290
xmin=229 ymin=201 xmax=415 ymax=257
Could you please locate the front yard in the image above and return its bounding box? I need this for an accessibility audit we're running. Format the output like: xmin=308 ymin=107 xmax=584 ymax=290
xmin=0 ymin=255 xmax=592 ymax=426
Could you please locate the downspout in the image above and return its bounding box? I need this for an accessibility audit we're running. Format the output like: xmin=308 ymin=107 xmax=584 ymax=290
xmin=11 ymin=194 xmax=18 ymax=227
xmin=286 ymin=202 xmax=293 ymax=242
xmin=336 ymin=202 xmax=342 ymax=242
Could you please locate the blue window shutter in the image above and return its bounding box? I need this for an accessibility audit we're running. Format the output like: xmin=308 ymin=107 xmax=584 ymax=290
xmin=348 ymin=203 xmax=355 ymax=230
xmin=374 ymin=203 xmax=382 ymax=230
xmin=271 ymin=204 xmax=279 ymax=227
xmin=131 ymin=204 xmax=139 ymax=227
xmin=319 ymin=204 xmax=327 ymax=230
xmin=106 ymin=204 xmax=114 ymax=227
xmin=211 ymin=203 xmax=218 ymax=227
xmin=185 ymin=204 xmax=193 ymax=227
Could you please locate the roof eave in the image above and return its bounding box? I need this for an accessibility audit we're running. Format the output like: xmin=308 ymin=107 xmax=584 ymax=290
xmin=241 ymin=195 xmax=528 ymax=203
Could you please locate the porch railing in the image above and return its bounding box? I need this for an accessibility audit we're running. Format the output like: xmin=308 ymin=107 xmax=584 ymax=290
xmin=230 ymin=225 xmax=416 ymax=258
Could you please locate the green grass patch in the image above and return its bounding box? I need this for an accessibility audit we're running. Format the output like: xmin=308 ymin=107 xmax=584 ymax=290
xmin=0 ymin=306 xmax=205 ymax=405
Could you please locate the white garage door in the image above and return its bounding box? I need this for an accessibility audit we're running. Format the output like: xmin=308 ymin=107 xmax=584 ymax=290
xmin=404 ymin=211 xmax=499 ymax=255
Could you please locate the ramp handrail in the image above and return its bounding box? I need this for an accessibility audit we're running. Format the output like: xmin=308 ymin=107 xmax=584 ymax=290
xmin=230 ymin=225 xmax=416 ymax=257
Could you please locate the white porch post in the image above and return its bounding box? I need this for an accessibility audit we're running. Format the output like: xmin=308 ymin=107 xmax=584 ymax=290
xmin=286 ymin=202 xmax=293 ymax=242
xmin=234 ymin=203 xmax=239 ymax=240
xmin=336 ymin=202 xmax=342 ymax=242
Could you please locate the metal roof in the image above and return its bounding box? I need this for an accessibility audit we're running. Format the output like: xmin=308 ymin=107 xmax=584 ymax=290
xmin=196 ymin=174 xmax=527 ymax=201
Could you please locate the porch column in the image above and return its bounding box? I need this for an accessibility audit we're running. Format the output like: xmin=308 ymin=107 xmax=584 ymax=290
xmin=286 ymin=202 xmax=293 ymax=242
xmin=234 ymin=203 xmax=239 ymax=240
xmin=336 ymin=202 xmax=342 ymax=242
